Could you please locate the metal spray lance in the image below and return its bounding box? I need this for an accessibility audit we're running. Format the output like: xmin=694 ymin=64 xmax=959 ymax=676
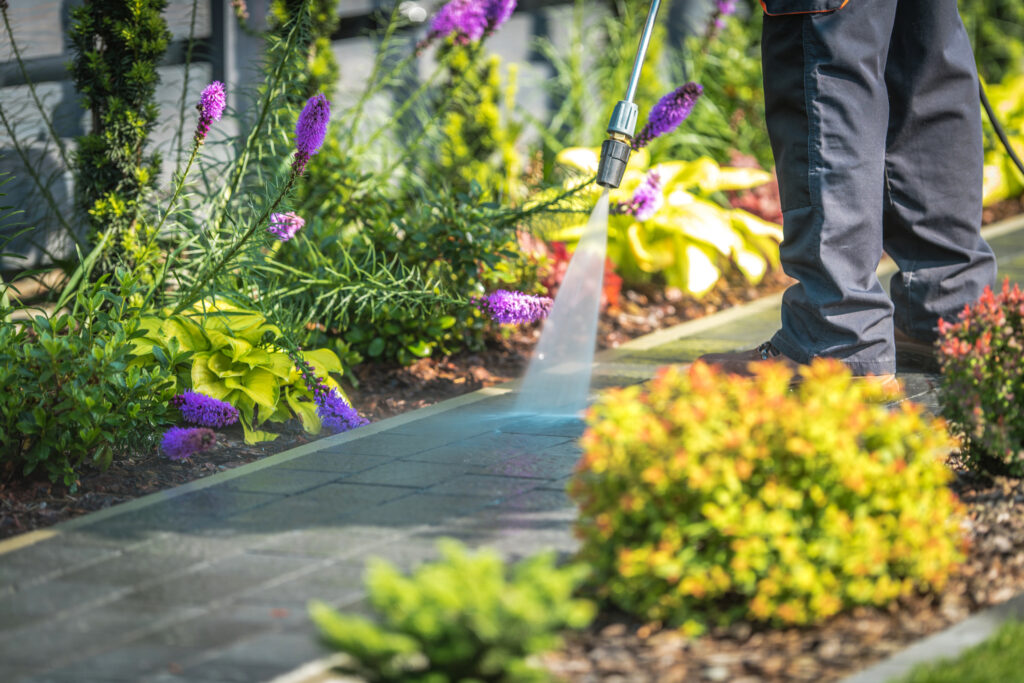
xmin=596 ymin=0 xmax=663 ymax=189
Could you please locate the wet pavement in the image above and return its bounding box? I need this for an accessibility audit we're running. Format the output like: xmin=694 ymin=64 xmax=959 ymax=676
xmin=2 ymin=217 xmax=1023 ymax=682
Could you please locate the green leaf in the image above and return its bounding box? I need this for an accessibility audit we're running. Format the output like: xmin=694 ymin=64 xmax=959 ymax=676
xmin=367 ymin=337 xmax=386 ymax=357
xmin=237 ymin=367 xmax=280 ymax=408
xmin=406 ymin=339 xmax=433 ymax=358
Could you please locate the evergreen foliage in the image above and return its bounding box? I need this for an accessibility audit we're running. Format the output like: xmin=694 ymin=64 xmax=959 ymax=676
xmin=67 ymin=0 xmax=171 ymax=265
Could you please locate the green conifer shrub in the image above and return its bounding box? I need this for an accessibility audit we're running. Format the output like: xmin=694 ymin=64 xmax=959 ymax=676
xmin=310 ymin=540 xmax=595 ymax=682
xmin=67 ymin=0 xmax=170 ymax=266
xmin=937 ymin=279 xmax=1024 ymax=475
xmin=570 ymin=359 xmax=965 ymax=633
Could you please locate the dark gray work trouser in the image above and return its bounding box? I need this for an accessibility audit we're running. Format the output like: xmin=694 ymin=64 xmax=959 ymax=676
xmin=761 ymin=0 xmax=997 ymax=375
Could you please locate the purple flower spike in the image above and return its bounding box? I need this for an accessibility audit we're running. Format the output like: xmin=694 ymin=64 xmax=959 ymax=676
xmin=268 ymin=212 xmax=305 ymax=242
xmin=478 ymin=290 xmax=553 ymax=325
xmin=161 ymin=427 xmax=217 ymax=461
xmin=170 ymin=391 xmax=239 ymax=428
xmin=318 ymin=389 xmax=370 ymax=434
xmin=716 ymin=0 xmax=737 ymax=16
xmin=289 ymin=351 xmax=368 ymax=434
xmin=292 ymin=93 xmax=331 ymax=175
xmin=632 ymin=82 xmax=703 ymax=150
xmin=627 ymin=171 xmax=664 ymax=222
xmin=484 ymin=0 xmax=516 ymax=32
xmin=427 ymin=0 xmax=488 ymax=44
xmin=195 ymin=81 xmax=226 ymax=143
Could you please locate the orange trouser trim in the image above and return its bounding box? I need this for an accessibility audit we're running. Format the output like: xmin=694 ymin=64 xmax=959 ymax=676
xmin=761 ymin=0 xmax=849 ymax=15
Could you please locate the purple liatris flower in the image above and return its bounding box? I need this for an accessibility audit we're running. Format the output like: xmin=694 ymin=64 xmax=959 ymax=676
xmin=161 ymin=427 xmax=216 ymax=461
xmin=625 ymin=171 xmax=663 ymax=221
xmin=483 ymin=0 xmax=516 ymax=32
xmin=712 ymin=0 xmax=737 ymax=30
xmin=267 ymin=212 xmax=305 ymax=242
xmin=478 ymin=290 xmax=553 ymax=324
xmin=716 ymin=0 xmax=737 ymax=16
xmin=170 ymin=391 xmax=239 ymax=428
xmin=632 ymin=82 xmax=703 ymax=150
xmin=318 ymin=388 xmax=370 ymax=434
xmin=195 ymin=81 xmax=226 ymax=143
xmin=292 ymin=93 xmax=331 ymax=175
xmin=427 ymin=0 xmax=488 ymax=44
xmin=289 ymin=351 xmax=368 ymax=434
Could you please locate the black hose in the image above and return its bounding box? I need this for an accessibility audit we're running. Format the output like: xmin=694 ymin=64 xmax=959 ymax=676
xmin=980 ymin=81 xmax=1024 ymax=178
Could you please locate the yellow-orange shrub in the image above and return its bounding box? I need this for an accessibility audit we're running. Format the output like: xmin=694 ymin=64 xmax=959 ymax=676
xmin=569 ymin=359 xmax=964 ymax=631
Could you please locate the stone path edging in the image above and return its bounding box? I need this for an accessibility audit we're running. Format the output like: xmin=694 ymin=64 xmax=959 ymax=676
xmin=1 ymin=212 xmax=1022 ymax=683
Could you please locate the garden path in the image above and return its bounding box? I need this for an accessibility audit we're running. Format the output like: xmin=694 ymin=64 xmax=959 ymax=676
xmin=2 ymin=218 xmax=1024 ymax=683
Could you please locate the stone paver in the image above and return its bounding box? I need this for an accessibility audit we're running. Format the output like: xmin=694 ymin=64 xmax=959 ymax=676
xmin=1 ymin=218 xmax=1023 ymax=682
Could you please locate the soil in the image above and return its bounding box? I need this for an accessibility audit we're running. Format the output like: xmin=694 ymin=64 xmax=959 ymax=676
xmin=0 ymin=266 xmax=794 ymax=540
xmin=2 ymin=199 xmax=1023 ymax=681
xmin=542 ymin=466 xmax=1024 ymax=682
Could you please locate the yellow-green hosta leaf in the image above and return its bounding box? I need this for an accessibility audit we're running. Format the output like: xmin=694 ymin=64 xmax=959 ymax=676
xmin=160 ymin=316 xmax=208 ymax=352
xmin=659 ymin=157 xmax=773 ymax=195
xmin=732 ymin=246 xmax=768 ymax=285
xmin=658 ymin=192 xmax=739 ymax=256
xmin=556 ymin=146 xmax=600 ymax=174
xmin=626 ymin=222 xmax=675 ymax=273
xmin=207 ymin=351 xmax=247 ymax=378
xmin=286 ymin=390 xmax=322 ymax=435
xmin=237 ymin=347 xmax=273 ymax=370
xmin=984 ymin=162 xmax=1015 ymax=206
xmin=237 ymin=367 xmax=279 ymax=408
xmin=715 ymin=166 xmax=773 ymax=191
xmin=681 ymin=242 xmax=722 ymax=297
xmin=264 ymin=351 xmax=294 ymax=379
xmin=191 ymin=353 xmax=231 ymax=400
xmin=206 ymin=330 xmax=253 ymax=363
xmin=556 ymin=146 xmax=650 ymax=176
xmin=127 ymin=336 xmax=159 ymax=356
xmin=662 ymin=156 xmax=721 ymax=194
xmin=302 ymin=347 xmax=344 ymax=377
xmin=730 ymin=208 xmax=784 ymax=241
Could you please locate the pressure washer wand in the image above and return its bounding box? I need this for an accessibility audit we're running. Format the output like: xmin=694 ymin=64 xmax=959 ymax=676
xmin=596 ymin=0 xmax=663 ymax=189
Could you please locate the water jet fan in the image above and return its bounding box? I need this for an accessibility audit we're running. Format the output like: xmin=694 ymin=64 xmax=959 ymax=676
xmin=514 ymin=0 xmax=663 ymax=417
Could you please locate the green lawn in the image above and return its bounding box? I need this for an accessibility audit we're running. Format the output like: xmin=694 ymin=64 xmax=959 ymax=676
xmin=895 ymin=620 xmax=1024 ymax=683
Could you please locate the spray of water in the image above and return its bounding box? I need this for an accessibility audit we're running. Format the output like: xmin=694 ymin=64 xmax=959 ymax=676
xmin=515 ymin=190 xmax=611 ymax=416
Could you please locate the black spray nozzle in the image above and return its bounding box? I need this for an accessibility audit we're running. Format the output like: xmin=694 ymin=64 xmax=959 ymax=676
xmin=597 ymin=136 xmax=632 ymax=189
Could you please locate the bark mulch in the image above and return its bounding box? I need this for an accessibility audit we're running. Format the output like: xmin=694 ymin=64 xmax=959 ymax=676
xmin=541 ymin=467 xmax=1024 ymax=682
xmin=0 ymin=267 xmax=793 ymax=541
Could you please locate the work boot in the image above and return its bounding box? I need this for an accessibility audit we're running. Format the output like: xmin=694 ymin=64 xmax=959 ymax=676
xmin=697 ymin=341 xmax=901 ymax=391
xmin=894 ymin=327 xmax=939 ymax=371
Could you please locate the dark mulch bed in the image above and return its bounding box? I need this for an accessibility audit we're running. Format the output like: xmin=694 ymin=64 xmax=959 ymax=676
xmin=0 ymin=267 xmax=794 ymax=540
xmin=542 ymin=467 xmax=1024 ymax=682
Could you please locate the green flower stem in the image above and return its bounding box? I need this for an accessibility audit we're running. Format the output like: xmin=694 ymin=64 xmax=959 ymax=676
xmin=1 ymin=6 xmax=71 ymax=171
xmin=135 ymin=141 xmax=202 ymax=311
xmin=209 ymin=4 xmax=309 ymax=236
xmin=171 ymin=172 xmax=298 ymax=315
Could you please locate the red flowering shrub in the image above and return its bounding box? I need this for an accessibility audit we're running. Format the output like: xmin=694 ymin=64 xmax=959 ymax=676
xmin=938 ymin=279 xmax=1024 ymax=475
xmin=570 ymin=360 xmax=964 ymax=633
xmin=541 ymin=241 xmax=622 ymax=311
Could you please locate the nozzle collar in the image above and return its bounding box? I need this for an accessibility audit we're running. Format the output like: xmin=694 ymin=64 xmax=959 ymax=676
xmin=597 ymin=136 xmax=632 ymax=189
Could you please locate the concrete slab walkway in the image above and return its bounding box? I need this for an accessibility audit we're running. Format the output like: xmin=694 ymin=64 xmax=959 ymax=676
xmin=3 ymin=217 xmax=1024 ymax=683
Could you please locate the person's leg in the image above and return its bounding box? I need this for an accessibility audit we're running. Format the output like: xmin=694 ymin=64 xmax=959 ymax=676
xmin=760 ymin=0 xmax=899 ymax=376
xmin=882 ymin=0 xmax=997 ymax=342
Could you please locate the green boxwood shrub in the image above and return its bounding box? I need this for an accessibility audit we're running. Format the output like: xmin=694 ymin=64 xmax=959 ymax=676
xmin=570 ymin=359 xmax=965 ymax=633
xmin=0 ymin=280 xmax=176 ymax=488
xmin=938 ymin=279 xmax=1024 ymax=475
xmin=310 ymin=539 xmax=595 ymax=682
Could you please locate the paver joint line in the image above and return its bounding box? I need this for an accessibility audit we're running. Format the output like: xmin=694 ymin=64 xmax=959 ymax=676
xmin=3 ymin=213 xmax=1024 ymax=683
